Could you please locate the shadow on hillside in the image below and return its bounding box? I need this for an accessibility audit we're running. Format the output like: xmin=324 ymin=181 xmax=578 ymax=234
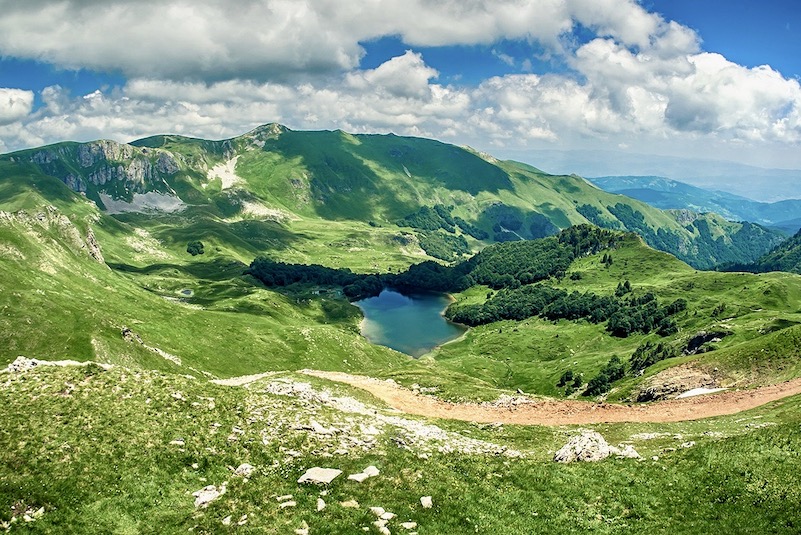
xmin=108 ymin=258 xmax=248 ymax=281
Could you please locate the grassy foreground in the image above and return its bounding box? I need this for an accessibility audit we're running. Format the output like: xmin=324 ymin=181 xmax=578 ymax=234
xmin=1 ymin=364 xmax=800 ymax=534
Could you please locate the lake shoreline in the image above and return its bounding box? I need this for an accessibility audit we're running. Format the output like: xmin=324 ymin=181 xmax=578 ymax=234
xmin=354 ymin=289 xmax=467 ymax=358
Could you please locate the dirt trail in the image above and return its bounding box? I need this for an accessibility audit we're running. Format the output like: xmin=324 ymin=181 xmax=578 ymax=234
xmin=302 ymin=370 xmax=801 ymax=425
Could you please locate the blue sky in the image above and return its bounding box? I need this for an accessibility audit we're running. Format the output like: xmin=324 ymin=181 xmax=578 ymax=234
xmin=0 ymin=0 xmax=800 ymax=174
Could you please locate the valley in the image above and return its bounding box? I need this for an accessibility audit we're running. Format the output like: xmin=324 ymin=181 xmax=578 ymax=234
xmin=2 ymin=125 xmax=801 ymax=532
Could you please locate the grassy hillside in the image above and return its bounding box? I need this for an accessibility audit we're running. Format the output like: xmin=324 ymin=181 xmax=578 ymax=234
xmin=0 ymin=125 xmax=784 ymax=269
xmin=2 ymin=364 xmax=800 ymax=534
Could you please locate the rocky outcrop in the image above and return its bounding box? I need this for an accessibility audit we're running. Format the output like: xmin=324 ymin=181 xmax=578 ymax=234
xmin=29 ymin=140 xmax=183 ymax=198
xmin=635 ymin=364 xmax=719 ymax=402
xmin=85 ymin=227 xmax=105 ymax=264
xmin=553 ymin=430 xmax=640 ymax=463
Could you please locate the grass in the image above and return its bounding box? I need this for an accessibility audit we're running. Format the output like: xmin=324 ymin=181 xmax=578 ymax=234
xmin=1 ymin=365 xmax=800 ymax=534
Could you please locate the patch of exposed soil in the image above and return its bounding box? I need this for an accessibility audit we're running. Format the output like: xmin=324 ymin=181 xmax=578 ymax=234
xmin=301 ymin=370 xmax=801 ymax=426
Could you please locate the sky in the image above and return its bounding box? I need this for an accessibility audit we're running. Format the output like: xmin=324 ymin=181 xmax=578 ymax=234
xmin=1 ymin=0 xmax=800 ymax=174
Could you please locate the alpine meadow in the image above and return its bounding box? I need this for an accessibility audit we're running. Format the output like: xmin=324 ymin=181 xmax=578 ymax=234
xmin=3 ymin=1 xmax=801 ymax=534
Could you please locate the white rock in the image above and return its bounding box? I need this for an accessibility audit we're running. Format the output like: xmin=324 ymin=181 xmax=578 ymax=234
xmin=614 ymin=444 xmax=642 ymax=459
xmin=295 ymin=520 xmax=310 ymax=535
xmin=553 ymin=430 xmax=614 ymax=463
xmin=298 ymin=467 xmax=342 ymax=485
xmin=341 ymin=500 xmax=360 ymax=508
xmin=401 ymin=522 xmax=418 ymax=530
xmin=221 ymin=516 xmax=232 ymax=526
xmin=234 ymin=463 xmax=255 ymax=477
xmin=317 ymin=498 xmax=326 ymax=511
xmin=381 ymin=512 xmax=396 ymax=520
xmin=348 ymin=472 xmax=370 ymax=483
xmin=420 ymin=496 xmax=433 ymax=509
xmin=277 ymin=494 xmax=294 ymax=502
xmin=280 ymin=501 xmax=297 ymax=509
xmin=192 ymin=485 xmax=224 ymax=508
xmin=169 ymin=439 xmax=185 ymax=446
xmin=363 ymin=465 xmax=380 ymax=477
xmin=370 ymin=507 xmax=386 ymax=517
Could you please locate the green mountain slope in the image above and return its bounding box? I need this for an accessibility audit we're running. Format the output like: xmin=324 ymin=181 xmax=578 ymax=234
xmin=721 ymin=228 xmax=801 ymax=274
xmin=1 ymin=125 xmax=783 ymax=269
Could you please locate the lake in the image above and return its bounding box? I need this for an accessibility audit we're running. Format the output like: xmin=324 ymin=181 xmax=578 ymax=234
xmin=354 ymin=289 xmax=467 ymax=357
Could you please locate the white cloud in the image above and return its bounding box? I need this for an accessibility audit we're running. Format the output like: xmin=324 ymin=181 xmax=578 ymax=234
xmin=0 ymin=1 xmax=799 ymax=168
xmin=0 ymin=0 xmax=672 ymax=82
xmin=0 ymin=88 xmax=34 ymax=125
xmin=346 ymin=51 xmax=438 ymax=99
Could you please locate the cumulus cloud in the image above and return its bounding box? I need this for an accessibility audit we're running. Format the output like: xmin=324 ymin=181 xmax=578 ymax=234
xmin=0 ymin=0 xmax=670 ymax=82
xmin=0 ymin=88 xmax=34 ymax=125
xmin=0 ymin=0 xmax=799 ymax=167
xmin=346 ymin=51 xmax=438 ymax=99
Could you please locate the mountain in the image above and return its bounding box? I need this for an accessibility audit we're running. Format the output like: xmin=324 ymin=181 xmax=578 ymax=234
xmin=514 ymin=148 xmax=801 ymax=202
xmin=590 ymin=176 xmax=801 ymax=234
xmin=720 ymin=228 xmax=801 ymax=274
xmin=0 ymin=124 xmax=784 ymax=269
xmin=3 ymin=126 xmax=801 ymax=532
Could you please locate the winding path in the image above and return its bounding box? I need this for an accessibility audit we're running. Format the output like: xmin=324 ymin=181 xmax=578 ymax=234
xmin=302 ymin=370 xmax=801 ymax=425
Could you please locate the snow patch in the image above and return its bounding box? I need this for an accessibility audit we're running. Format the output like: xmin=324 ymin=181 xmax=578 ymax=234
xmin=676 ymin=387 xmax=727 ymax=399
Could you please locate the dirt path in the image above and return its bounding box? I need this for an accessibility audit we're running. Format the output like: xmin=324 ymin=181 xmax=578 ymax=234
xmin=302 ymin=370 xmax=801 ymax=425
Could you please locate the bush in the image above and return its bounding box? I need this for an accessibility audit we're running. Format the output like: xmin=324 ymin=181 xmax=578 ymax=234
xmin=186 ymin=240 xmax=205 ymax=256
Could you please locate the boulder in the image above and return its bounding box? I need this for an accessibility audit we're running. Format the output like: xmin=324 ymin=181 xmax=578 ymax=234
xmin=553 ymin=430 xmax=640 ymax=462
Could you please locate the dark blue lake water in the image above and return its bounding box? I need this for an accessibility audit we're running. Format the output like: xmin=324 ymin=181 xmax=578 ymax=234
xmin=354 ymin=289 xmax=467 ymax=357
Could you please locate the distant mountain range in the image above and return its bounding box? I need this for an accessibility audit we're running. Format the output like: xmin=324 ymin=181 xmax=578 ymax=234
xmin=506 ymin=148 xmax=801 ymax=203
xmin=589 ymin=176 xmax=801 ymax=234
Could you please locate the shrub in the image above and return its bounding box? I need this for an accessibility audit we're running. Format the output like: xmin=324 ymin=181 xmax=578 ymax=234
xmin=186 ymin=240 xmax=205 ymax=256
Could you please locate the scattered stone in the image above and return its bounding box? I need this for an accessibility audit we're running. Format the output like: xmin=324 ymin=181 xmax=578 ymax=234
xmin=279 ymin=501 xmax=297 ymax=509
xmin=298 ymin=467 xmax=343 ymax=485
xmin=234 ymin=463 xmax=255 ymax=477
xmin=192 ymin=485 xmax=225 ymax=508
xmin=341 ymin=499 xmax=360 ymax=508
xmin=171 ymin=391 xmax=184 ymax=400
xmin=363 ymin=465 xmax=380 ymax=477
xmin=169 ymin=439 xmax=185 ymax=447
xmin=615 ymin=444 xmax=642 ymax=459
xmin=295 ymin=521 xmax=309 ymax=535
xmin=401 ymin=522 xmax=418 ymax=530
xmin=317 ymin=498 xmax=326 ymax=511
xmin=349 ymin=465 xmax=380 ymax=482
xmin=681 ymin=441 xmax=696 ymax=448
xmin=191 ymin=463 xmax=199 ymax=469
xmin=373 ymin=519 xmax=391 ymax=534
xmin=221 ymin=516 xmax=232 ymax=526
xmin=381 ymin=512 xmax=396 ymax=520
xmin=237 ymin=514 xmax=248 ymax=526
xmin=420 ymin=496 xmax=433 ymax=509
xmin=652 ymin=456 xmax=659 ymax=461
xmin=370 ymin=507 xmax=386 ymax=517
xmin=277 ymin=494 xmax=294 ymax=502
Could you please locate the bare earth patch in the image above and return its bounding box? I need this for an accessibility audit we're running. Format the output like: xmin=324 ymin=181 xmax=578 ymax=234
xmin=301 ymin=370 xmax=801 ymax=425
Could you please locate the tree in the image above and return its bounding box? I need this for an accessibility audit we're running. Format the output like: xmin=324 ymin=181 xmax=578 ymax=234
xmin=186 ymin=240 xmax=205 ymax=256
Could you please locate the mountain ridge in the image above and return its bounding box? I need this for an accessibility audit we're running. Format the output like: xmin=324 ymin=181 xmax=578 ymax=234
xmin=0 ymin=124 xmax=785 ymax=269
